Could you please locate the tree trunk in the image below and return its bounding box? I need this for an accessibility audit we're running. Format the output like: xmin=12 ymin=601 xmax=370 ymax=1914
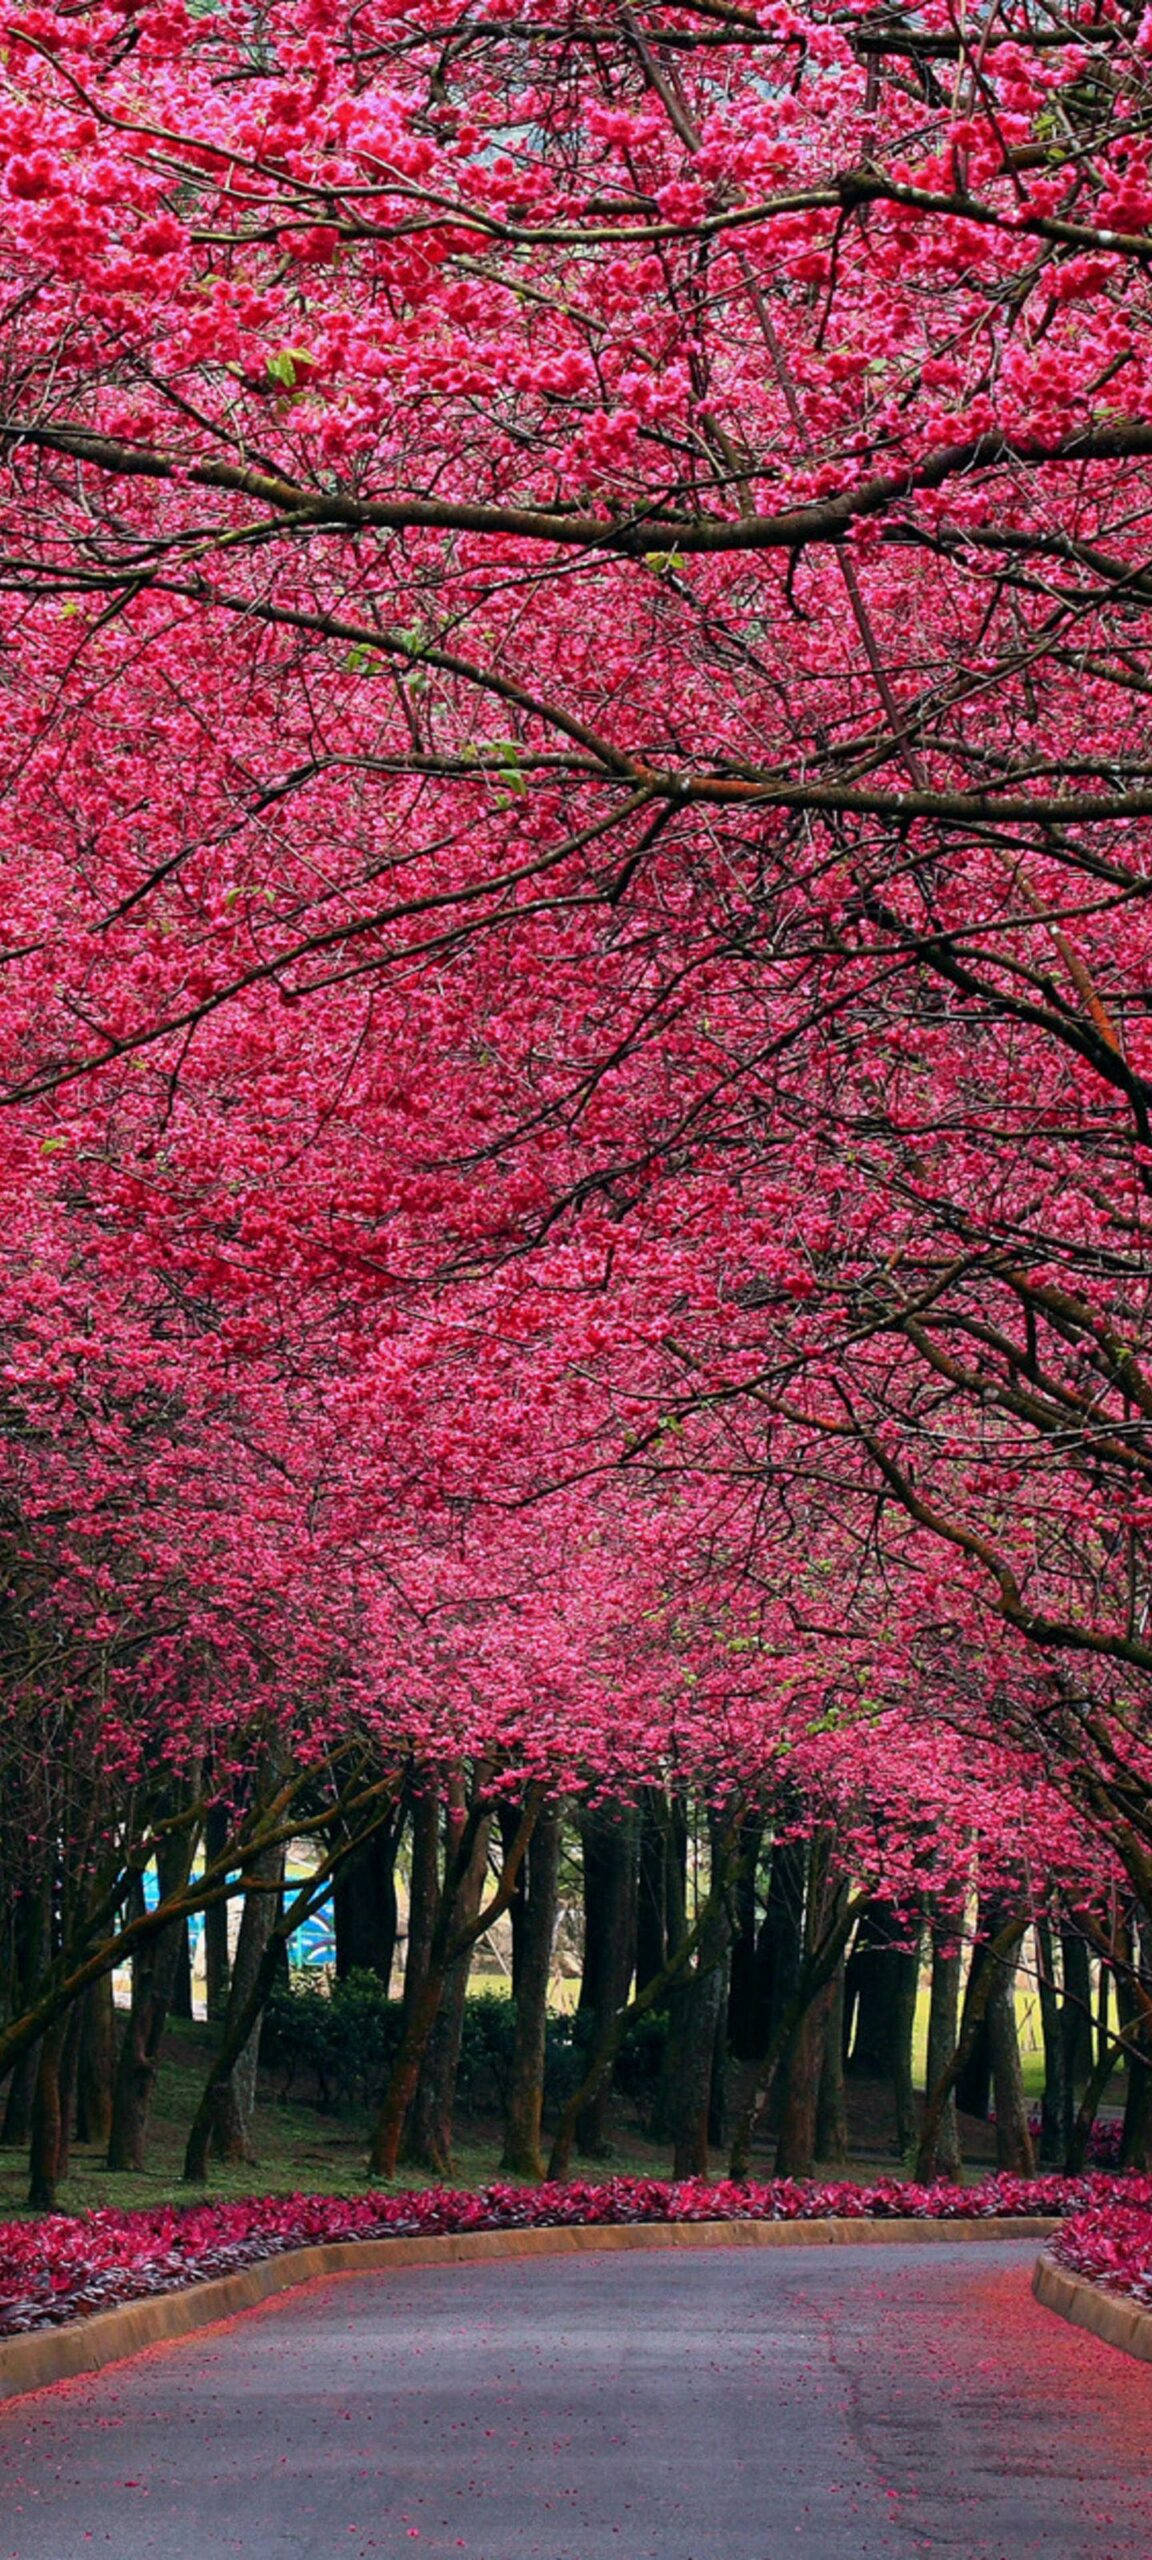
xmin=402 ymin=1791 xmax=440 ymax=2028
xmin=726 ymin=1827 xmax=806 ymax=2150
xmin=1060 ymin=1927 xmax=1094 ymax=2149
xmin=369 ymin=1783 xmax=538 ymax=2181
xmin=27 ymin=2014 xmax=69 ymax=2210
xmin=106 ymin=1830 xmax=197 ymax=2173
xmin=954 ymin=2012 xmax=993 ymax=2121
xmin=203 ymin=1843 xmax=285 ymax=2165
xmin=1034 ymin=1918 xmax=1066 ymax=2166
xmin=184 ymin=1901 xmax=290 ymax=2183
xmin=501 ymin=1806 xmax=562 ymax=2178
xmin=548 ymin=1865 xmax=733 ymax=2182
xmin=892 ymin=1928 xmax=921 ymax=2158
xmin=986 ymin=1924 xmax=1034 ymax=2173
xmin=1 ymin=2043 xmax=39 ymax=2148
xmin=915 ymin=1907 xmax=1028 ymax=2181
xmin=728 ymin=1885 xmax=865 ymax=2180
xmin=815 ymin=1955 xmax=849 ymax=2164
xmin=404 ymin=1799 xmax=492 ymax=2178
xmin=664 ymin=1824 xmax=732 ymax=2179
xmin=845 ymin=1902 xmax=903 ymax=2075
xmin=845 ymin=1901 xmax=919 ymax=2154
xmin=1120 ymin=1917 xmax=1152 ymax=2171
xmin=334 ymin=1818 xmax=401 ymax=1989
xmin=726 ymin=1816 xmax=765 ymax=2060
xmin=575 ymin=1803 xmax=637 ymax=2158
xmin=1096 ymin=1958 xmax=1113 ymax=2075
xmin=203 ymin=1801 xmax=232 ymax=2023
xmin=1 ymin=1879 xmax=50 ymax=2146
xmin=170 ymin=1921 xmax=194 ymax=2021
xmin=919 ymin=1930 xmax=962 ymax=2180
xmin=774 ymin=1988 xmax=831 ymax=2178
xmin=635 ymin=1789 xmax=670 ymax=1995
xmin=76 ymin=1970 xmax=117 ymax=2149
xmin=1066 ymin=2030 xmax=1123 ymax=2171
xmin=775 ymin=1849 xmax=846 ymax=2178
xmin=756 ymin=1833 xmax=805 ymax=2064
xmin=708 ymin=1969 xmax=729 ymax=2150
xmin=54 ymin=1995 xmax=84 ymax=2187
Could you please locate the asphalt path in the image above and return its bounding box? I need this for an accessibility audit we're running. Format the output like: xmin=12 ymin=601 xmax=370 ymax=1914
xmin=2 ymin=2240 xmax=1151 ymax=2560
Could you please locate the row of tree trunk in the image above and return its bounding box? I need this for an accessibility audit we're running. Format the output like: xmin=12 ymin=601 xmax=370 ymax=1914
xmin=4 ymin=1779 xmax=1150 ymax=2200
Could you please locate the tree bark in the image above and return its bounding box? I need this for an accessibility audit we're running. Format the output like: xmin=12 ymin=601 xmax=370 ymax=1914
xmin=1060 ymin=1927 xmax=1094 ymax=2149
xmin=726 ymin=1816 xmax=765 ymax=2060
xmin=775 ymin=1850 xmax=847 ymax=2177
xmin=76 ymin=1970 xmax=117 ymax=2149
xmin=575 ymin=1803 xmax=637 ymax=2157
xmin=728 ymin=1886 xmax=866 ymax=2180
xmin=986 ymin=1919 xmax=1035 ymax=2173
xmin=548 ymin=1870 xmax=731 ymax=2182
xmin=404 ymin=1795 xmax=492 ymax=2178
xmin=334 ymin=1818 xmax=401 ymax=1988
xmin=892 ymin=1927 xmax=921 ymax=2158
xmin=775 ymin=1986 xmax=833 ymax=2176
xmin=755 ymin=1832 xmax=805 ymax=2067
xmin=1 ymin=1879 xmax=50 ymax=2146
xmin=1066 ymin=2028 xmax=1123 ymax=2170
xmin=27 ymin=2013 xmax=70 ymax=2210
xmin=1034 ymin=1917 xmax=1066 ymax=2165
xmin=815 ymin=1955 xmax=849 ymax=2164
xmin=500 ymin=1806 xmax=562 ymax=2178
xmin=635 ymin=1788 xmax=670 ymax=1995
xmin=664 ymin=1822 xmax=732 ymax=2178
xmin=495 ymin=1801 xmax=528 ymax=1997
xmin=202 ymin=1842 xmax=285 ymax=2165
xmin=106 ymin=1828 xmax=197 ymax=2173
xmin=845 ymin=1900 xmax=919 ymax=2153
xmin=1120 ymin=1916 xmax=1152 ymax=2171
xmin=184 ymin=1901 xmax=289 ymax=2183
xmin=368 ymin=1785 xmax=539 ymax=2180
xmin=915 ymin=1907 xmax=1027 ymax=2180
xmin=402 ymin=1790 xmax=440 ymax=2029
xmin=203 ymin=1801 xmax=232 ymax=2023
xmin=845 ymin=1901 xmax=902 ymax=2074
xmin=919 ymin=1929 xmax=962 ymax=2180
xmin=170 ymin=1921 xmax=194 ymax=2021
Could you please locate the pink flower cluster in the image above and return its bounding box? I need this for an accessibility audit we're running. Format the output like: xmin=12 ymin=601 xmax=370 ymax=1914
xmin=4 ymin=2174 xmax=1150 ymax=2338
xmin=1050 ymin=2205 xmax=1152 ymax=2312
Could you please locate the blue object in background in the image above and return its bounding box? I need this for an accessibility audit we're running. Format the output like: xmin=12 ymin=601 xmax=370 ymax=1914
xmin=139 ymin=1863 xmax=335 ymax=1970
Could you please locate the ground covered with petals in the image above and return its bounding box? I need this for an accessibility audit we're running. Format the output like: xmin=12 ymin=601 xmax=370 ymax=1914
xmin=4 ymin=2174 xmax=1151 ymax=2337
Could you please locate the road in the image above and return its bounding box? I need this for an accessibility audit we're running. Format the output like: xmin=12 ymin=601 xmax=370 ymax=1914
xmin=1 ymin=2241 xmax=1150 ymax=2558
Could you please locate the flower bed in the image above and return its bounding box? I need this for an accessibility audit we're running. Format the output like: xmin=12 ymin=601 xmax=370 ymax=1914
xmin=1049 ymin=2203 xmax=1152 ymax=2312
xmin=4 ymin=2172 xmax=1151 ymax=2339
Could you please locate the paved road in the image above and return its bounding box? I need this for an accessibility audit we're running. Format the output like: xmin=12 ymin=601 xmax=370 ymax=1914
xmin=2 ymin=2241 xmax=1150 ymax=2559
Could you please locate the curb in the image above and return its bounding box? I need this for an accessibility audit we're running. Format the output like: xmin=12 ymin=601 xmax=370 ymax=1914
xmin=1032 ymin=2251 xmax=1152 ymax=2364
xmin=0 ymin=2214 xmax=1061 ymax=2406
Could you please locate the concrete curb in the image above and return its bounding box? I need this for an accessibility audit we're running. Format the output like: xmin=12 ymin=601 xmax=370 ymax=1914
xmin=0 ymin=2214 xmax=1061 ymax=2406
xmin=1032 ymin=2251 xmax=1152 ymax=2364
